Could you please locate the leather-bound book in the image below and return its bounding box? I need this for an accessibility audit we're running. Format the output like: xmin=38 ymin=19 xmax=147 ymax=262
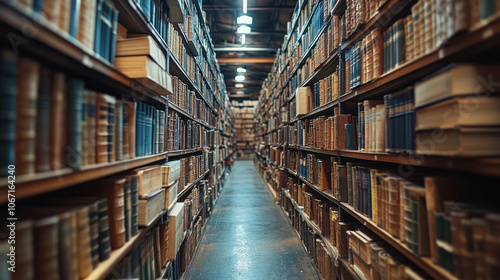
xmin=15 ymin=57 xmax=40 ymax=175
xmin=66 ymin=78 xmax=85 ymax=169
xmin=0 ymin=49 xmax=17 ymax=176
xmin=49 ymin=72 xmax=67 ymax=171
xmin=33 ymin=214 xmax=60 ymax=280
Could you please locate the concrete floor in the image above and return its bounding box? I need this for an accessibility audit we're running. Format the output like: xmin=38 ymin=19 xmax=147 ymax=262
xmin=184 ymin=160 xmax=320 ymax=280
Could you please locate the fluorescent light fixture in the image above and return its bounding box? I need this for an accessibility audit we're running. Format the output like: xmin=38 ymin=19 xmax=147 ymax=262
xmin=235 ymin=75 xmax=245 ymax=82
xmin=236 ymin=90 xmax=245 ymax=95
xmin=237 ymin=25 xmax=251 ymax=34
xmin=237 ymin=67 xmax=247 ymax=73
xmin=243 ymin=0 xmax=247 ymax=14
xmin=241 ymin=34 xmax=246 ymax=45
xmin=237 ymin=15 xmax=253 ymax=25
xmin=235 ymin=84 xmax=244 ymax=88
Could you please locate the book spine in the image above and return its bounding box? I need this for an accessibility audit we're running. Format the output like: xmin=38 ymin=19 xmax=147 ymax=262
xmin=0 ymin=50 xmax=17 ymax=176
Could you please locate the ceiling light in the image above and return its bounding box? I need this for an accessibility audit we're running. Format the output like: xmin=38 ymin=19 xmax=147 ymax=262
xmin=235 ymin=84 xmax=244 ymax=88
xmin=237 ymin=25 xmax=251 ymax=34
xmin=241 ymin=34 xmax=246 ymax=45
xmin=236 ymin=90 xmax=245 ymax=94
xmin=237 ymin=15 xmax=253 ymax=25
xmin=237 ymin=67 xmax=247 ymax=73
xmin=235 ymin=75 xmax=245 ymax=82
xmin=243 ymin=0 xmax=247 ymax=14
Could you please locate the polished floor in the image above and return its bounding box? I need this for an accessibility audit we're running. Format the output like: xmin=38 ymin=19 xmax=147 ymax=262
xmin=184 ymin=159 xmax=320 ymax=280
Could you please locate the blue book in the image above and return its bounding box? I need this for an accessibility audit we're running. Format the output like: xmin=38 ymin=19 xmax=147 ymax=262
xmin=94 ymin=0 xmax=104 ymax=55
xmin=345 ymin=123 xmax=354 ymax=150
xmin=66 ymin=78 xmax=85 ymax=169
xmin=69 ymin=0 xmax=81 ymax=38
xmin=0 ymin=49 xmax=17 ymax=177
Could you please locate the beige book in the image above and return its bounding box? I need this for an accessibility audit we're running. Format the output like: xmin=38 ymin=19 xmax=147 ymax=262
xmin=134 ymin=165 xmax=162 ymax=197
xmin=115 ymin=56 xmax=171 ymax=96
xmin=116 ymin=36 xmax=166 ymax=68
xmin=375 ymin=104 xmax=385 ymax=153
xmin=415 ymin=96 xmax=500 ymax=130
xmin=415 ymin=65 xmax=500 ymax=108
xmin=138 ymin=189 xmax=164 ymax=226
xmin=77 ymin=0 xmax=96 ymax=50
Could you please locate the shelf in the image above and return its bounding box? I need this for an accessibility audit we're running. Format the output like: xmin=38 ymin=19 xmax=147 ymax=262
xmin=282 ymin=166 xmax=458 ymax=279
xmin=173 ymin=23 xmax=199 ymax=56
xmin=168 ymin=101 xmax=214 ymax=129
xmin=341 ymin=203 xmax=456 ymax=280
xmin=167 ymin=148 xmax=204 ymax=157
xmin=0 ymin=153 xmax=168 ymax=203
xmin=284 ymin=145 xmax=500 ymax=177
xmin=177 ymin=169 xmax=210 ymax=198
xmin=84 ymin=210 xmax=167 ymax=280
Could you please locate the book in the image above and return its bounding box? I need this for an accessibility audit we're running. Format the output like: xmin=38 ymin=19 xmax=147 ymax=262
xmin=414 ymin=65 xmax=500 ymax=108
xmin=115 ymin=56 xmax=171 ymax=96
xmin=133 ymin=165 xmax=162 ymax=197
xmin=416 ymin=96 xmax=500 ymax=130
xmin=162 ymin=160 xmax=181 ymax=186
xmin=167 ymin=202 xmax=185 ymax=260
xmin=138 ymin=188 xmax=164 ymax=226
xmin=116 ymin=35 xmax=166 ymax=68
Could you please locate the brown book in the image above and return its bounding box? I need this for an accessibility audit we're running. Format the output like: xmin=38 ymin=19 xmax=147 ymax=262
xmin=49 ymin=72 xmax=67 ymax=171
xmin=95 ymin=93 xmax=115 ymax=163
xmin=76 ymin=206 xmax=93 ymax=278
xmin=57 ymin=0 xmax=71 ymax=33
xmin=89 ymin=178 xmax=127 ymax=249
xmin=9 ymin=219 xmax=34 ymax=280
xmin=33 ymin=215 xmax=60 ymax=280
xmin=334 ymin=114 xmax=352 ymax=150
xmin=337 ymin=222 xmax=356 ymax=258
xmin=16 ymin=57 xmax=40 ymax=175
xmin=472 ymin=218 xmax=487 ymax=280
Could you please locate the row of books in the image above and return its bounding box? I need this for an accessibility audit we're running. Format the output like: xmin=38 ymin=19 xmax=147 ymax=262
xmin=346 ymin=29 xmax=383 ymax=90
xmin=298 ymin=153 xmax=331 ymax=191
xmin=280 ymin=190 xmax=340 ymax=279
xmin=166 ymin=110 xmax=205 ymax=151
xmin=0 ymin=163 xmax=184 ymax=280
xmin=0 ymin=52 xmax=171 ymax=177
xmin=6 ymin=0 xmax=118 ymax=63
xmin=358 ymin=88 xmax=415 ymax=154
xmin=170 ymin=75 xmax=215 ymax=125
xmin=346 ymin=228 xmax=428 ymax=280
xmin=136 ymin=0 xmax=169 ymax=43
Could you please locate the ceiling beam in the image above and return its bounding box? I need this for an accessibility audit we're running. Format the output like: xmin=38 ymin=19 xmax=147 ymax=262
xmin=203 ymin=5 xmax=295 ymax=11
xmin=217 ymin=57 xmax=275 ymax=63
xmin=210 ymin=31 xmax=286 ymax=35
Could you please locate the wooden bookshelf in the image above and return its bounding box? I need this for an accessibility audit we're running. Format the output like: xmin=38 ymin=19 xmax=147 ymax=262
xmin=167 ymin=101 xmax=214 ymax=129
xmin=167 ymin=148 xmax=204 ymax=157
xmin=0 ymin=153 xmax=169 ymax=203
xmin=84 ymin=210 xmax=168 ymax=280
xmin=177 ymin=170 xmax=210 ymax=198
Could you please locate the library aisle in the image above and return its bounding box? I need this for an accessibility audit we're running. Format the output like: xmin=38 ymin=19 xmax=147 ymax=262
xmin=185 ymin=160 xmax=320 ymax=280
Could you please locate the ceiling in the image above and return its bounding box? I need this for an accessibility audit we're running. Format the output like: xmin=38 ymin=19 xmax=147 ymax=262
xmin=202 ymin=0 xmax=295 ymax=100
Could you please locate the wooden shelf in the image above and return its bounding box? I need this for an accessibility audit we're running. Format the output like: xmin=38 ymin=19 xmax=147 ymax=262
xmin=0 ymin=153 xmax=168 ymax=203
xmin=84 ymin=210 xmax=167 ymax=280
xmin=341 ymin=203 xmax=457 ymax=280
xmin=285 ymin=145 xmax=500 ymax=177
xmin=177 ymin=170 xmax=210 ymax=198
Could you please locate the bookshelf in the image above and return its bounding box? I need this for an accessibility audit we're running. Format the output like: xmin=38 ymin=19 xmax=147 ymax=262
xmin=255 ymin=0 xmax=500 ymax=279
xmin=0 ymin=0 xmax=233 ymax=280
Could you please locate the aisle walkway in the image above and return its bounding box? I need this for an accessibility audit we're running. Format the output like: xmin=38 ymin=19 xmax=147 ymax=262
xmin=185 ymin=160 xmax=320 ymax=280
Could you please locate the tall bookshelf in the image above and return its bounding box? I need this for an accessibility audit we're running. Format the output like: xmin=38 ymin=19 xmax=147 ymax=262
xmin=0 ymin=0 xmax=232 ymax=279
xmin=254 ymin=0 xmax=500 ymax=280
xmin=234 ymin=100 xmax=257 ymax=158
